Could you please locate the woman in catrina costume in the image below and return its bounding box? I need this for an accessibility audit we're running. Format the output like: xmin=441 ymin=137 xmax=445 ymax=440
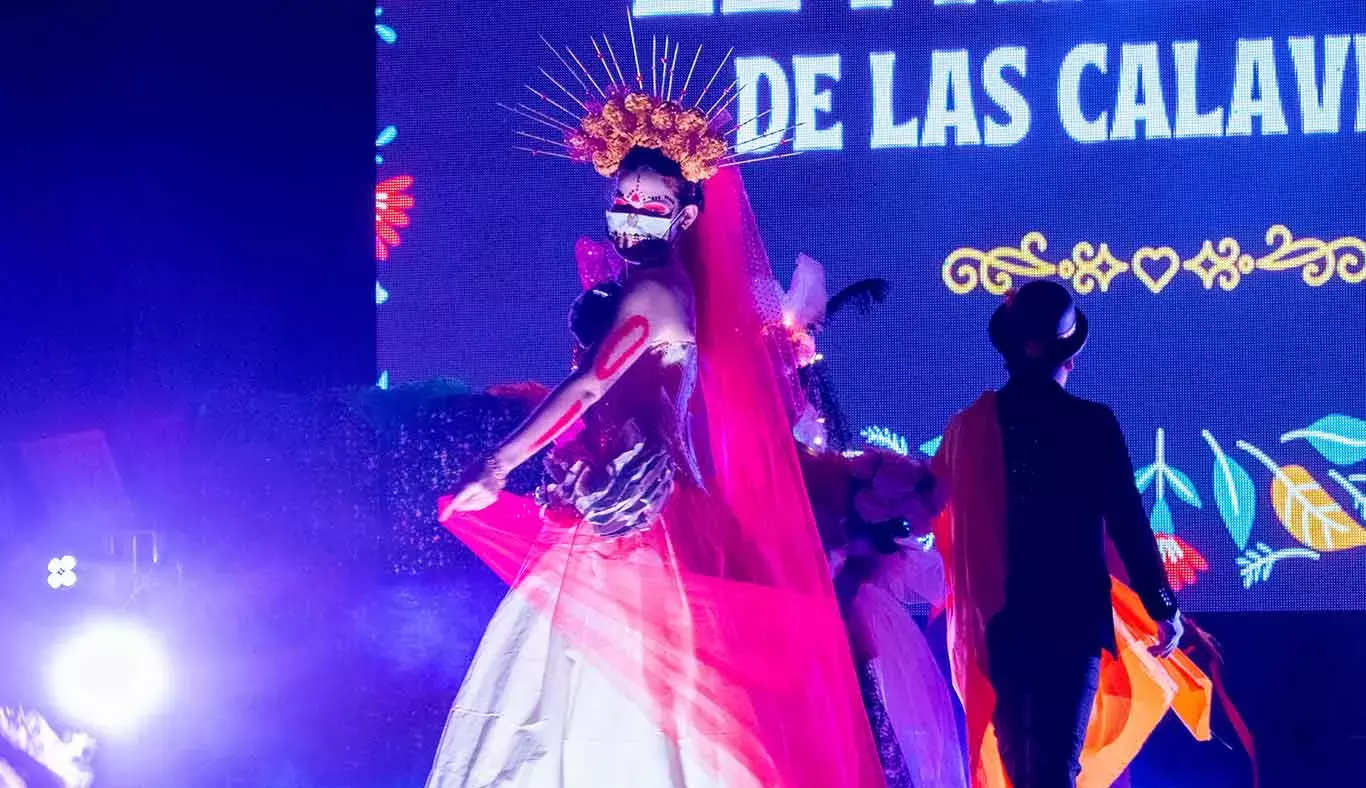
xmin=428 ymin=18 xmax=883 ymax=788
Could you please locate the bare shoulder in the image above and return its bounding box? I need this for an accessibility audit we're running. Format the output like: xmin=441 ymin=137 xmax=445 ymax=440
xmin=620 ymin=273 xmax=678 ymax=305
xmin=619 ymin=270 xmax=693 ymax=339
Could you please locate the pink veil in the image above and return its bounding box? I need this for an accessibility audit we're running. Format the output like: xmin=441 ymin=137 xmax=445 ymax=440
xmin=439 ymin=168 xmax=883 ymax=787
xmin=675 ymin=167 xmax=884 ymax=786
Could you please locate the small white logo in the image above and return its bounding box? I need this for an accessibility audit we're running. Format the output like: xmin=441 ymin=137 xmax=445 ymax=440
xmin=47 ymin=555 xmax=78 ymax=590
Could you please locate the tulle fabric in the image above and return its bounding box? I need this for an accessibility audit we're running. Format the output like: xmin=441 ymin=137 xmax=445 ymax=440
xmin=847 ymin=547 xmax=969 ymax=788
xmin=679 ymin=168 xmax=883 ymax=787
xmin=932 ymin=393 xmax=1212 ymax=788
xmin=439 ymin=168 xmax=882 ymax=788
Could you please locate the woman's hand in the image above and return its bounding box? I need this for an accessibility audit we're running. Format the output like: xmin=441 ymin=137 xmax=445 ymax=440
xmin=827 ymin=545 xmax=849 ymax=579
xmin=441 ymin=460 xmax=508 ymax=519
xmin=828 ymin=537 xmax=881 ymax=579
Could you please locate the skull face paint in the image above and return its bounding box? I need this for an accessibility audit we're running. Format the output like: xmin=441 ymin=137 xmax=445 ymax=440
xmin=607 ymin=167 xmax=685 ymax=265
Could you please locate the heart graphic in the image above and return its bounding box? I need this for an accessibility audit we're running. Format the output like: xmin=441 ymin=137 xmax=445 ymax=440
xmin=1132 ymin=246 xmax=1182 ymax=293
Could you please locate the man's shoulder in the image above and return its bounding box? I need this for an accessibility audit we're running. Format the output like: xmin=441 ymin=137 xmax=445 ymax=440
xmin=951 ymin=391 xmax=999 ymax=424
xmin=1061 ymin=392 xmax=1120 ymax=426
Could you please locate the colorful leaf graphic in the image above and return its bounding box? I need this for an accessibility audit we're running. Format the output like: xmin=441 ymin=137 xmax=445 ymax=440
xmin=376 ymin=125 xmax=397 ymax=164
xmin=1238 ymin=441 xmax=1366 ymax=552
xmin=1135 ymin=463 xmax=1158 ymax=493
xmin=1166 ymin=466 xmax=1203 ymax=508
xmin=1280 ymin=414 xmax=1366 ymax=466
xmin=1203 ymin=430 xmax=1256 ymax=550
xmin=1328 ymin=470 xmax=1366 ymax=519
xmin=1150 ymin=497 xmax=1174 ymax=535
xmin=1137 ymin=428 xmax=1202 ymax=508
xmin=1236 ymin=542 xmax=1320 ymax=589
xmin=860 ymin=426 xmax=909 ymax=456
xmin=919 ymin=435 xmax=943 ymax=457
xmin=375 ymin=7 xmax=397 ymax=44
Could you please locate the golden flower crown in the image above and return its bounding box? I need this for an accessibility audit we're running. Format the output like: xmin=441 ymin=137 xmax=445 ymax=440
xmin=503 ymin=11 xmax=798 ymax=183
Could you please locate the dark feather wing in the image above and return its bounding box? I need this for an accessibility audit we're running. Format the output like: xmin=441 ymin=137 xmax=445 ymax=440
xmin=824 ymin=278 xmax=890 ymax=322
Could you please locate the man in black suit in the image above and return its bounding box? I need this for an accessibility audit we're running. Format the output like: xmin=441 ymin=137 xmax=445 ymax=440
xmin=982 ymin=281 xmax=1183 ymax=787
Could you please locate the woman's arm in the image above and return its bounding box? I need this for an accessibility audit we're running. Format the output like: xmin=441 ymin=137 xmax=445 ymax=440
xmin=444 ymin=279 xmax=687 ymax=514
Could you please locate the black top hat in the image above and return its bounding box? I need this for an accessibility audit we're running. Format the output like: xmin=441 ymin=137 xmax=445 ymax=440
xmin=988 ymin=280 xmax=1089 ymax=366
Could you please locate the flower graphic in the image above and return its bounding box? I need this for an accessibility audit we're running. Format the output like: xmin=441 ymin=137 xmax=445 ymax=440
xmin=1156 ymin=534 xmax=1208 ymax=591
xmin=1136 ymin=426 xmax=1206 ymax=590
xmin=376 ymin=175 xmax=413 ymax=261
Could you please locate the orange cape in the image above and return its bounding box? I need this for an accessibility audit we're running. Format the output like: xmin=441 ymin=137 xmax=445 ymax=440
xmin=932 ymin=393 xmax=1213 ymax=788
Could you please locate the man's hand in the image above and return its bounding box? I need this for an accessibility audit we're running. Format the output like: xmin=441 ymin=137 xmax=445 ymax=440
xmin=1149 ymin=611 xmax=1184 ymax=658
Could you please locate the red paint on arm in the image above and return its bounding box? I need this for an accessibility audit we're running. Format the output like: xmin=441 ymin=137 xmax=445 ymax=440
xmin=515 ymin=314 xmax=652 ymax=458
xmin=594 ymin=314 xmax=650 ymax=381
xmin=530 ymin=399 xmax=584 ymax=451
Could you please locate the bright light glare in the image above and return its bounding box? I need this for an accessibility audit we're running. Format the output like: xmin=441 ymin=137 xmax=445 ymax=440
xmin=49 ymin=622 xmax=170 ymax=734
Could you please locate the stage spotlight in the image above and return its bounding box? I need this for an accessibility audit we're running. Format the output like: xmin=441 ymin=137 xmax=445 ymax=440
xmin=47 ymin=555 xmax=78 ymax=590
xmin=48 ymin=622 xmax=170 ymax=734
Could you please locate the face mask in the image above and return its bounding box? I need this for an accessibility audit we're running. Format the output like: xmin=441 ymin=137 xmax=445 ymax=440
xmin=606 ymin=210 xmax=682 ymax=264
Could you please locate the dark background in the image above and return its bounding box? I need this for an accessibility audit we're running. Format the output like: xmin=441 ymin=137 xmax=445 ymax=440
xmin=1 ymin=0 xmax=376 ymax=439
xmin=0 ymin=1 xmax=1362 ymax=785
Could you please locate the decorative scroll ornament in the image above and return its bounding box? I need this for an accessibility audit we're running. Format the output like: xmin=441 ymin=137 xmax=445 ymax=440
xmin=943 ymin=226 xmax=1366 ymax=295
